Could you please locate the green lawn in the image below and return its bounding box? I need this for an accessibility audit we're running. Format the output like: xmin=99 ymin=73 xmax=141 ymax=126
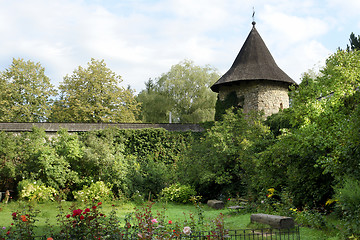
xmin=0 ymin=201 xmax=339 ymax=239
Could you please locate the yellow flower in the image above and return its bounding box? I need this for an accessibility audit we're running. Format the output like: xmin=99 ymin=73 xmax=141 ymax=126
xmin=325 ymin=199 xmax=337 ymax=206
xmin=267 ymin=188 xmax=275 ymax=198
xmin=289 ymin=208 xmax=297 ymax=212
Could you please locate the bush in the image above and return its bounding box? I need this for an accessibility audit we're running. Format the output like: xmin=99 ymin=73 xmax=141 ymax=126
xmin=160 ymin=183 xmax=196 ymax=203
xmin=18 ymin=179 xmax=58 ymax=202
xmin=294 ymin=207 xmax=327 ymax=229
xmin=73 ymin=181 xmax=114 ymax=203
xmin=334 ymin=178 xmax=360 ymax=237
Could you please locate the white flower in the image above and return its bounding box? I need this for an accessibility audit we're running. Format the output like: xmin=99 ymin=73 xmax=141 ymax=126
xmin=183 ymin=226 xmax=191 ymax=235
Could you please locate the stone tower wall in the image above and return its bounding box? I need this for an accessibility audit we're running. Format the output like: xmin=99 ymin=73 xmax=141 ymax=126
xmin=218 ymin=80 xmax=289 ymax=117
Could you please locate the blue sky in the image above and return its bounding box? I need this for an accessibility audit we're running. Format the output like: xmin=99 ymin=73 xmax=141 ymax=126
xmin=0 ymin=0 xmax=359 ymax=93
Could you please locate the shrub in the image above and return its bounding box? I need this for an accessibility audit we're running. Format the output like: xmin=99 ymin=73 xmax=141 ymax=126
xmin=73 ymin=181 xmax=113 ymax=202
xmin=334 ymin=178 xmax=360 ymax=237
xmin=53 ymin=201 xmax=122 ymax=239
xmin=294 ymin=207 xmax=327 ymax=229
xmin=160 ymin=183 xmax=196 ymax=203
xmin=0 ymin=205 xmax=39 ymax=240
xmin=18 ymin=179 xmax=58 ymax=202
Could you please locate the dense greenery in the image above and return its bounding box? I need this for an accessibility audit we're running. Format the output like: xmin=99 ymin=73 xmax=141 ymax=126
xmin=0 ymin=58 xmax=57 ymax=122
xmin=1 ymin=34 xmax=360 ymax=238
xmin=137 ymin=60 xmax=219 ymax=123
xmin=50 ymin=59 xmax=140 ymax=123
xmin=0 ymin=127 xmax=198 ymax=201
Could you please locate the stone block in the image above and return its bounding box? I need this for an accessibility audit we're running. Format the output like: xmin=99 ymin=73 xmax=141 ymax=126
xmin=207 ymin=200 xmax=224 ymax=209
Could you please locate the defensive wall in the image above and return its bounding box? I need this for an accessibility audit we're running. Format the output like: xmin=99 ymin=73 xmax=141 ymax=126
xmin=0 ymin=122 xmax=204 ymax=133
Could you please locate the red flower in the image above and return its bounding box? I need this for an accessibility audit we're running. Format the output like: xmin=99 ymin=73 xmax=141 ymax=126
xmin=98 ymin=202 xmax=102 ymax=206
xmin=80 ymin=215 xmax=85 ymax=220
xmin=7 ymin=231 xmax=10 ymax=235
xmin=168 ymin=220 xmax=173 ymax=224
xmin=66 ymin=214 xmax=71 ymax=218
xmin=11 ymin=212 xmax=17 ymax=217
xmin=228 ymin=198 xmax=230 ymax=201
xmin=84 ymin=208 xmax=91 ymax=213
xmin=21 ymin=215 xmax=28 ymax=222
xmin=92 ymin=206 xmax=97 ymax=210
xmin=73 ymin=209 xmax=82 ymax=216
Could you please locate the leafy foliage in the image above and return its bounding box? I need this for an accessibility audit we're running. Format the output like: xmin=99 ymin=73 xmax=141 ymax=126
xmin=178 ymin=109 xmax=269 ymax=199
xmin=347 ymin=32 xmax=360 ymax=51
xmin=50 ymin=58 xmax=140 ymax=123
xmin=73 ymin=181 xmax=114 ymax=203
xmin=334 ymin=178 xmax=360 ymax=237
xmin=18 ymin=179 xmax=58 ymax=202
xmin=0 ymin=58 xmax=56 ymax=122
xmin=137 ymin=60 xmax=219 ymax=123
xmin=160 ymin=183 xmax=197 ymax=203
xmin=214 ymin=91 xmax=241 ymax=121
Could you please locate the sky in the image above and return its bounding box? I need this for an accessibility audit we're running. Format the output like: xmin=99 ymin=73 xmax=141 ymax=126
xmin=0 ymin=0 xmax=359 ymax=94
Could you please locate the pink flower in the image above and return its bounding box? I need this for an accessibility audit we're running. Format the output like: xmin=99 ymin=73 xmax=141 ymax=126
xmin=183 ymin=226 xmax=191 ymax=235
xmin=151 ymin=218 xmax=158 ymax=224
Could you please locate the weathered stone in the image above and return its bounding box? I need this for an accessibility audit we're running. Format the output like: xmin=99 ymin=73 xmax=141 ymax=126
xmin=0 ymin=122 xmax=204 ymax=133
xmin=218 ymin=80 xmax=290 ymax=118
xmin=207 ymin=200 xmax=224 ymax=209
xmin=251 ymin=213 xmax=295 ymax=229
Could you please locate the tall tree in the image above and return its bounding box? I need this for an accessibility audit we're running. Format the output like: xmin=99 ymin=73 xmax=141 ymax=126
xmin=347 ymin=32 xmax=360 ymax=51
xmin=136 ymin=79 xmax=175 ymax=123
xmin=137 ymin=60 xmax=219 ymax=123
xmin=50 ymin=59 xmax=140 ymax=123
xmin=0 ymin=58 xmax=56 ymax=122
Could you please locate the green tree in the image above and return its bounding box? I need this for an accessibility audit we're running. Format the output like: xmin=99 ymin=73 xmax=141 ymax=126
xmin=137 ymin=60 xmax=219 ymax=123
xmin=347 ymin=32 xmax=360 ymax=51
xmin=253 ymin=49 xmax=360 ymax=207
xmin=50 ymin=58 xmax=140 ymax=123
xmin=0 ymin=58 xmax=56 ymax=122
xmin=136 ymin=79 xmax=174 ymax=123
xmin=178 ymin=109 xmax=269 ymax=199
xmin=19 ymin=128 xmax=78 ymax=190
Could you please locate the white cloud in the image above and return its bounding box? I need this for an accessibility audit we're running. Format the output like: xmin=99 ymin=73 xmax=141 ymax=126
xmin=0 ymin=0 xmax=359 ymax=92
xmin=260 ymin=5 xmax=329 ymax=44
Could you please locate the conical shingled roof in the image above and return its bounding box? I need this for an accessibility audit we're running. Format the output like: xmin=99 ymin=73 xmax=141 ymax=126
xmin=211 ymin=22 xmax=296 ymax=92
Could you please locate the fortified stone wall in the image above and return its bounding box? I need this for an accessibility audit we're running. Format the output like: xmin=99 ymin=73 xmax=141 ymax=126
xmin=218 ymin=80 xmax=290 ymax=117
xmin=0 ymin=122 xmax=204 ymax=133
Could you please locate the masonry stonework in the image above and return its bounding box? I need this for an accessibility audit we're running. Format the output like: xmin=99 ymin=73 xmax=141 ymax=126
xmin=218 ymin=80 xmax=289 ymax=118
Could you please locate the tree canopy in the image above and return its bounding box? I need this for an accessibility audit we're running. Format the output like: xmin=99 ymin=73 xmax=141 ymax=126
xmin=347 ymin=32 xmax=360 ymax=51
xmin=137 ymin=60 xmax=219 ymax=123
xmin=50 ymin=59 xmax=140 ymax=123
xmin=0 ymin=58 xmax=56 ymax=122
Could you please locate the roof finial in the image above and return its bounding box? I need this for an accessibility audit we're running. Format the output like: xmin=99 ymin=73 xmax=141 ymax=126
xmin=252 ymin=7 xmax=256 ymax=27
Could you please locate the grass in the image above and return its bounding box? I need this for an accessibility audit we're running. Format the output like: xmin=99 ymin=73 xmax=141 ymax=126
xmin=0 ymin=200 xmax=340 ymax=239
